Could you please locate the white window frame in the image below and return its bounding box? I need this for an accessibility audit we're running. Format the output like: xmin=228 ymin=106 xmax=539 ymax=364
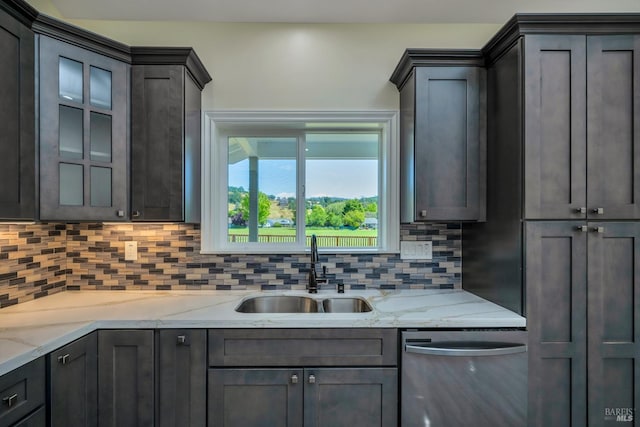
xmin=201 ymin=110 xmax=399 ymax=254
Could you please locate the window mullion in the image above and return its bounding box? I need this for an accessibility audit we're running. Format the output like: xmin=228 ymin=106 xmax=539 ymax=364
xmin=297 ymin=133 xmax=306 ymax=249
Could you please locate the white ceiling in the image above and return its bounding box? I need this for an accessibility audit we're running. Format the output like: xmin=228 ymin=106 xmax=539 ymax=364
xmin=50 ymin=0 xmax=640 ymax=24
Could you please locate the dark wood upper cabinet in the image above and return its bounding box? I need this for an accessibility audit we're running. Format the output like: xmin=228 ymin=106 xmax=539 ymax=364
xmin=37 ymin=34 xmax=130 ymax=221
xmin=586 ymin=35 xmax=640 ymax=220
xmin=0 ymin=1 xmax=36 ymax=220
xmin=391 ymin=51 xmax=486 ymax=222
xmin=130 ymin=47 xmax=212 ymax=222
xmin=524 ymin=33 xmax=640 ymax=220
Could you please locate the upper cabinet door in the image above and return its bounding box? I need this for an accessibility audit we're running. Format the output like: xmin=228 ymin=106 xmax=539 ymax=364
xmin=410 ymin=66 xmax=486 ymax=222
xmin=38 ymin=35 xmax=129 ymax=221
xmin=131 ymin=65 xmax=186 ymax=222
xmin=587 ymin=35 xmax=640 ymax=220
xmin=0 ymin=9 xmax=35 ymax=220
xmin=523 ymin=35 xmax=588 ymax=220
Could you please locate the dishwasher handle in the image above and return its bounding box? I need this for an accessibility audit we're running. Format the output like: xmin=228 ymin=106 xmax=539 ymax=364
xmin=405 ymin=341 xmax=527 ymax=357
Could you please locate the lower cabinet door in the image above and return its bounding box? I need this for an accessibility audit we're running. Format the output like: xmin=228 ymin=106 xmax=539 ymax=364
xmin=208 ymin=368 xmax=304 ymax=427
xmin=304 ymin=368 xmax=397 ymax=427
xmin=98 ymin=330 xmax=154 ymax=426
xmin=208 ymin=367 xmax=397 ymax=427
xmin=49 ymin=332 xmax=98 ymax=427
xmin=157 ymin=329 xmax=207 ymax=427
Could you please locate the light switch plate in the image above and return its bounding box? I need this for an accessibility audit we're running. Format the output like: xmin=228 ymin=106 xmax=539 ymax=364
xmin=400 ymin=241 xmax=433 ymax=260
xmin=124 ymin=241 xmax=138 ymax=261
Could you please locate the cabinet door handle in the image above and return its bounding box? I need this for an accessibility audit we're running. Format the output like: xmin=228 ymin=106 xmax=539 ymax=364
xmin=419 ymin=210 xmax=427 ymax=218
xmin=291 ymin=374 xmax=298 ymax=384
xmin=57 ymin=354 xmax=70 ymax=365
xmin=2 ymin=393 xmax=18 ymax=407
xmin=576 ymin=225 xmax=588 ymax=232
xmin=308 ymin=374 xmax=316 ymax=384
xmin=592 ymin=208 xmax=604 ymax=215
xmin=132 ymin=210 xmax=141 ymax=218
xmin=177 ymin=335 xmax=188 ymax=345
xmin=116 ymin=210 xmax=125 ymax=217
xmin=593 ymin=226 xmax=605 ymax=233
xmin=576 ymin=207 xmax=587 ymax=214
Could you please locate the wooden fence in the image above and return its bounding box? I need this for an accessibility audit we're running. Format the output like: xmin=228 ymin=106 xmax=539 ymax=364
xmin=228 ymin=234 xmax=377 ymax=247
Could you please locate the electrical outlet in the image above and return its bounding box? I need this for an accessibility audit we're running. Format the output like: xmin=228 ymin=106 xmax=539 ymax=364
xmin=400 ymin=241 xmax=433 ymax=260
xmin=124 ymin=241 xmax=138 ymax=261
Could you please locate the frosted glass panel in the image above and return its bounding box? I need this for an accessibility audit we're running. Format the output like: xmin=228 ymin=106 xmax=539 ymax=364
xmin=59 ymin=163 xmax=83 ymax=206
xmin=59 ymin=57 xmax=83 ymax=103
xmin=90 ymin=112 xmax=111 ymax=162
xmin=59 ymin=106 xmax=83 ymax=160
xmin=91 ymin=166 xmax=111 ymax=207
xmin=90 ymin=66 xmax=112 ymax=109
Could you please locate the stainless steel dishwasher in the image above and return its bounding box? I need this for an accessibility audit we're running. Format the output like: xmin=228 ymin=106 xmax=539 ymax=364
xmin=401 ymin=330 xmax=527 ymax=427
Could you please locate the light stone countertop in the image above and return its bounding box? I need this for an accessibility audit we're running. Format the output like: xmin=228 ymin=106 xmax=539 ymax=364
xmin=0 ymin=289 xmax=525 ymax=375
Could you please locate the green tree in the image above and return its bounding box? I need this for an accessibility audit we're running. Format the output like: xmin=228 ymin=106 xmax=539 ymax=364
xmin=326 ymin=212 xmax=343 ymax=228
xmin=343 ymin=210 xmax=365 ymax=228
xmin=240 ymin=191 xmax=271 ymax=225
xmin=343 ymin=199 xmax=364 ymax=214
xmin=228 ymin=186 xmax=246 ymax=205
xmin=307 ymin=205 xmax=328 ymax=227
xmin=365 ymin=202 xmax=378 ymax=214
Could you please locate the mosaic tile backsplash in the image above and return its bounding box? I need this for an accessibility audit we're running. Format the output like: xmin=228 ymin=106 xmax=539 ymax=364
xmin=1 ymin=222 xmax=461 ymax=308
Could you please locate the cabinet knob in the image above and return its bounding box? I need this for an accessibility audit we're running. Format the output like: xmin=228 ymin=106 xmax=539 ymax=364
xmin=291 ymin=374 xmax=298 ymax=384
xmin=592 ymin=208 xmax=604 ymax=215
xmin=419 ymin=210 xmax=427 ymax=218
xmin=132 ymin=210 xmax=141 ymax=218
xmin=57 ymin=353 xmax=70 ymax=365
xmin=576 ymin=207 xmax=587 ymax=214
xmin=2 ymin=393 xmax=18 ymax=407
xmin=116 ymin=210 xmax=125 ymax=217
xmin=177 ymin=335 xmax=188 ymax=345
xmin=593 ymin=226 xmax=605 ymax=233
xmin=308 ymin=374 xmax=316 ymax=384
xmin=576 ymin=225 xmax=588 ymax=232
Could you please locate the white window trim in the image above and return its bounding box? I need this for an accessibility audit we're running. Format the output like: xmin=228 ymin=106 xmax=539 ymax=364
xmin=201 ymin=110 xmax=399 ymax=254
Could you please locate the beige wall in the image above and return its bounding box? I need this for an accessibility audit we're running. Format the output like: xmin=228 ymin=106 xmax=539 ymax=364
xmin=27 ymin=0 xmax=500 ymax=110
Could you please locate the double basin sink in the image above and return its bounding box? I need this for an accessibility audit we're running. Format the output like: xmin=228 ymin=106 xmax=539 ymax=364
xmin=236 ymin=295 xmax=373 ymax=313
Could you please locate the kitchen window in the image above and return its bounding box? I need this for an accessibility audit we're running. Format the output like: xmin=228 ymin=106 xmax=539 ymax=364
xmin=201 ymin=111 xmax=399 ymax=253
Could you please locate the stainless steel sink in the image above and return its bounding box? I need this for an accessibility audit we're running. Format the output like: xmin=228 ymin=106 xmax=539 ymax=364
xmin=235 ymin=295 xmax=372 ymax=313
xmin=235 ymin=295 xmax=319 ymax=313
xmin=322 ymin=297 xmax=373 ymax=313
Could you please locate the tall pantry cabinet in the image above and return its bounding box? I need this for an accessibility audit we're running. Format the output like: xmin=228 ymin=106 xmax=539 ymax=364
xmin=462 ymin=15 xmax=640 ymax=427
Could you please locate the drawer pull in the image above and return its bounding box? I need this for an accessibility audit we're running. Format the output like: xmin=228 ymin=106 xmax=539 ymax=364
xmin=57 ymin=354 xmax=70 ymax=365
xmin=576 ymin=207 xmax=587 ymax=214
xmin=291 ymin=374 xmax=298 ymax=384
xmin=592 ymin=207 xmax=604 ymax=215
xmin=576 ymin=225 xmax=588 ymax=232
xmin=308 ymin=374 xmax=316 ymax=384
xmin=2 ymin=393 xmax=18 ymax=407
xmin=593 ymin=226 xmax=605 ymax=233
xmin=177 ymin=335 xmax=188 ymax=345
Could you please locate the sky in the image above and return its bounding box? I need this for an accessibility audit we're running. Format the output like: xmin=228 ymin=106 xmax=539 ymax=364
xmin=228 ymin=158 xmax=378 ymax=199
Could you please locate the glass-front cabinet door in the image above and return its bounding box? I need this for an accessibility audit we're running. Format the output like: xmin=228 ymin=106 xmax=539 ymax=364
xmin=39 ymin=35 xmax=129 ymax=220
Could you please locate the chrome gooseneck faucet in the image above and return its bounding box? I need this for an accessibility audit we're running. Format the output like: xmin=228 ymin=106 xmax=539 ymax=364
xmin=308 ymin=234 xmax=327 ymax=293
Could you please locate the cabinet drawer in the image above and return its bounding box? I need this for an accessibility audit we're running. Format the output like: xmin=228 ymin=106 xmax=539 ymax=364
xmin=11 ymin=405 xmax=45 ymax=427
xmin=209 ymin=329 xmax=397 ymax=367
xmin=0 ymin=358 xmax=45 ymax=426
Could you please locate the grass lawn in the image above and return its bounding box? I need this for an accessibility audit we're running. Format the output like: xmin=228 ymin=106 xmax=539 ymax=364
xmin=228 ymin=227 xmax=377 ymax=237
